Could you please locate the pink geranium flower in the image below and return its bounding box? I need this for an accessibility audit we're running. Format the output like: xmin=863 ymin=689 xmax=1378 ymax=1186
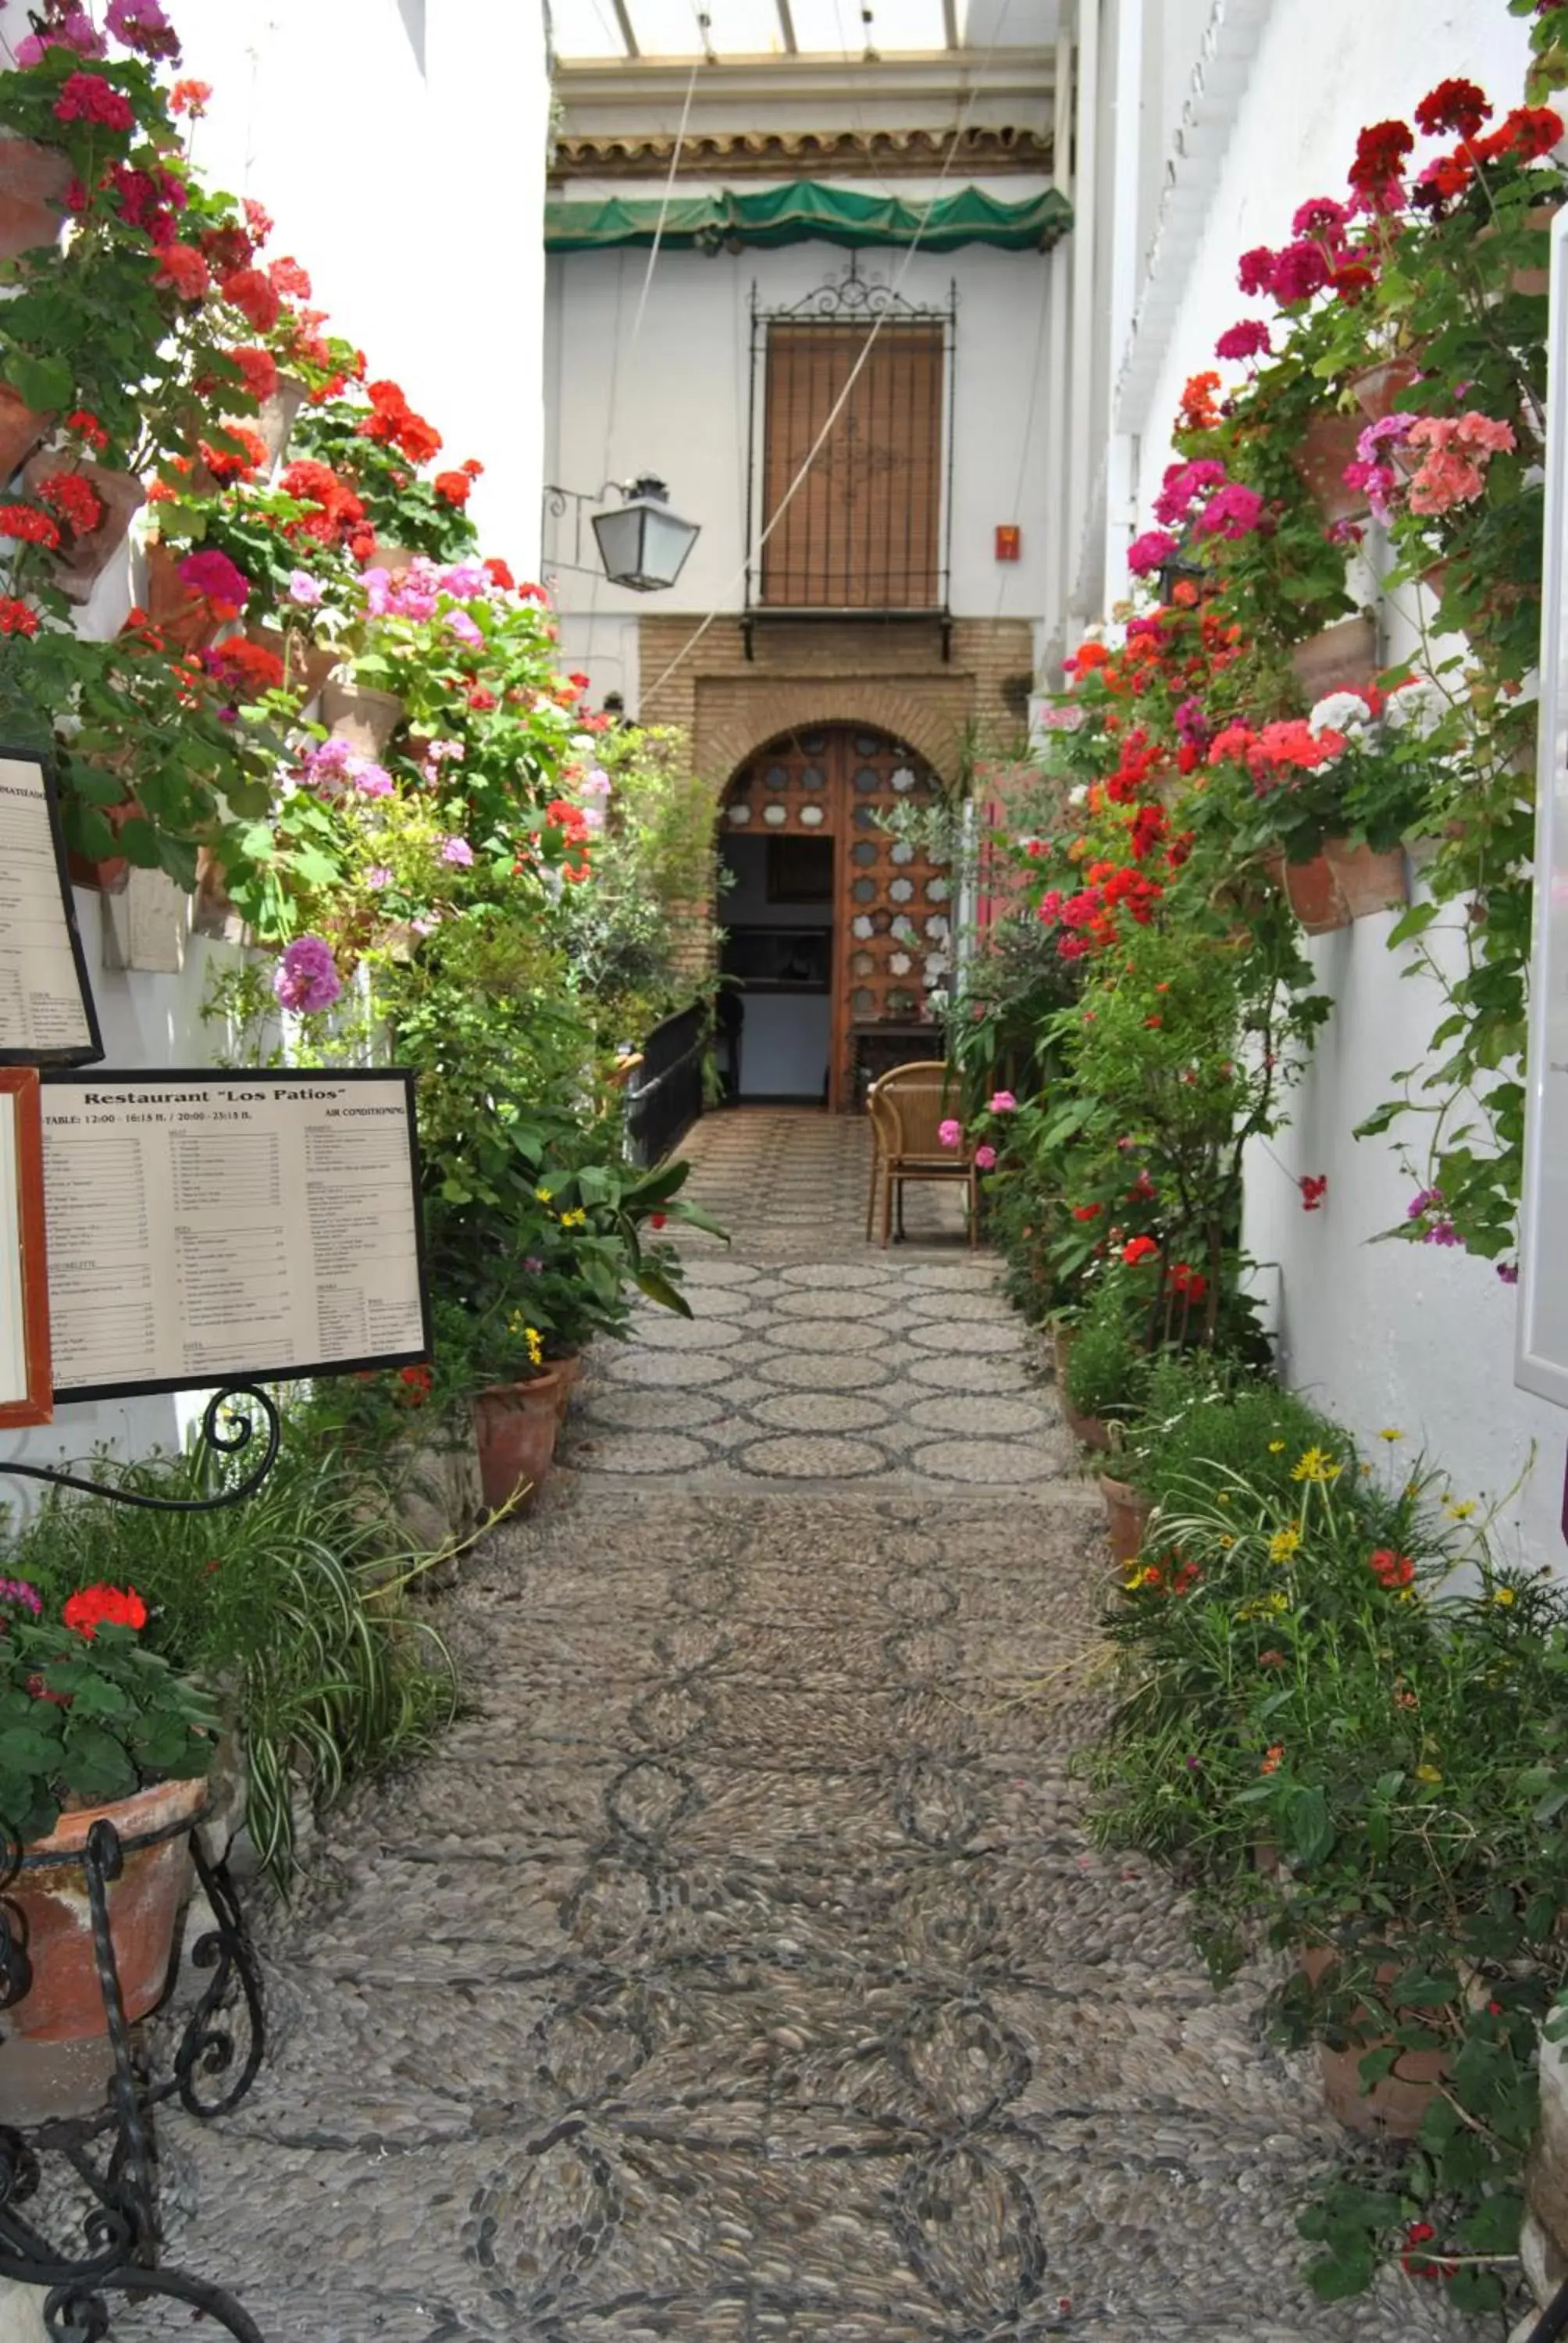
xmin=974 ymin=1144 xmax=997 ymax=1170
xmin=938 ymin=1118 xmax=962 ymax=1149
xmin=989 ymin=1090 xmax=1017 ymax=1113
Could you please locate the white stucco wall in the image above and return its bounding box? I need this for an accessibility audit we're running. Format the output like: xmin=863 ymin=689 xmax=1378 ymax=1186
xmin=0 ymin=0 xmax=551 ymax=1488
xmin=543 ymin=220 xmax=1053 ymax=702
xmin=1106 ymin=0 xmax=1563 ymax=1564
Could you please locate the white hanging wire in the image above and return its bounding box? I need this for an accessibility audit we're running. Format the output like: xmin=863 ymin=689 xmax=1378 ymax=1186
xmin=638 ymin=0 xmax=1016 ymax=706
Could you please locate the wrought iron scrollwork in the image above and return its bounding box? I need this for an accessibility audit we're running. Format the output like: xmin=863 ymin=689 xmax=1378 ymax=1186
xmin=756 ymin=251 xmax=957 ymax=327
xmin=0 ymin=1814 xmax=266 ymax=2338
xmin=0 ymin=1383 xmax=282 ymax=1513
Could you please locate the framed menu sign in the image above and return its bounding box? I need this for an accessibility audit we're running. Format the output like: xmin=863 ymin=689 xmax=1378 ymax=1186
xmin=0 ymin=1068 xmax=52 ymax=1427
xmin=38 ymin=1069 xmax=431 ymax=1401
xmin=0 ymin=748 xmax=103 ymax=1068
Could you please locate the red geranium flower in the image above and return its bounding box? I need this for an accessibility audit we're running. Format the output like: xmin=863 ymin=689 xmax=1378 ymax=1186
xmin=1122 ymin=1236 xmax=1160 ymax=1266
xmin=1349 ymin=119 xmax=1415 ymax=192
xmin=1414 ymin=78 xmax=1492 ymax=140
xmin=1071 ymin=1204 xmax=1102 ymax=1222
xmin=230 ymin=345 xmax=280 ymax=403
xmin=156 ymin=243 xmax=210 ymax=301
xmin=433 ymin=469 xmax=472 ymax=506
xmin=0 ymin=504 xmax=62 ymax=550
xmin=34 ymin=471 xmax=102 ymax=538
xmin=0 ymin=597 xmax=38 ymax=637
xmin=1299 ymin=1174 xmax=1327 ymax=1212
xmin=65 ymin=410 xmax=109 ymax=454
xmin=62 ymin=1584 xmax=148 ymax=1639
xmin=220 ymin=267 xmax=282 ymax=333
xmin=170 ymin=78 xmax=212 ymax=116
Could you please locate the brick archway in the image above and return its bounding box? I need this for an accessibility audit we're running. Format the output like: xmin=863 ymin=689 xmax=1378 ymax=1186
xmin=700 ymin=684 xmax=959 ymax=802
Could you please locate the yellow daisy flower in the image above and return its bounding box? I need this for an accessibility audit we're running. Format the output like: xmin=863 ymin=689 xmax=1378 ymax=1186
xmin=1493 ymin=1587 xmax=1516 ymax=1607
xmin=1291 ymin=1448 xmax=1341 ymax=1484
xmin=1268 ymin=1525 xmax=1301 ymax=1564
xmin=1446 ymin=1499 xmax=1477 ymax=1521
xmin=1377 ymin=1428 xmax=1405 ymax=1443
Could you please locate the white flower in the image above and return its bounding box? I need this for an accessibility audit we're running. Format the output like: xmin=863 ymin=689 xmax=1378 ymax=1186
xmin=1068 ymin=785 xmax=1089 ymax=807
xmin=1383 ymin=677 xmax=1445 ymax=736
xmin=1309 ymin=690 xmax=1375 ymax=741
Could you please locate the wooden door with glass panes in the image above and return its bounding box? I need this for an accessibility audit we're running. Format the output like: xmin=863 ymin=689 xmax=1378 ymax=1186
xmin=720 ymin=724 xmax=952 ymax=1111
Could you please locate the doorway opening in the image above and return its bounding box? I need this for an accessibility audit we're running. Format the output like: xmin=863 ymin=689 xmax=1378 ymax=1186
xmin=716 ymin=725 xmax=949 ymax=1111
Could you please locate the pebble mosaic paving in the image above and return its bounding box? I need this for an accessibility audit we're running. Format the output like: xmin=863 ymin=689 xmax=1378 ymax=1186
xmin=148 ymin=1110 xmax=1484 ymax=2342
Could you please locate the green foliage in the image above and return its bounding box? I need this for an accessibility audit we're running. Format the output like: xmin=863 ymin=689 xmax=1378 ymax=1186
xmin=0 ymin=1594 xmax=217 ymax=1848
xmin=8 ymin=1418 xmax=458 ymax=1886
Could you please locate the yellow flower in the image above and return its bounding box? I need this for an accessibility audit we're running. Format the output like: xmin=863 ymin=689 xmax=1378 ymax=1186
xmin=1493 ymin=1586 xmax=1516 ymax=1607
xmin=1218 ymin=1534 xmax=1234 ymax=1550
xmin=1446 ymin=1498 xmax=1477 ymax=1521
xmin=1267 ymin=1591 xmax=1288 ymax=1613
xmin=525 ymin=1325 xmax=544 ymax=1368
xmin=1268 ymin=1440 xmax=1285 ymax=1454
xmin=1377 ymin=1428 xmax=1405 ymax=1443
xmin=558 ymin=1208 xmax=587 ymax=1229
xmin=535 ymin=1186 xmax=554 ymax=1204
xmin=1291 ymin=1448 xmax=1341 ymax=1484
xmin=1414 ymin=1763 xmax=1443 ymax=1785
xmin=1268 ymin=1525 xmax=1301 ymax=1564
xmin=1217 ymin=1492 xmax=1231 ymax=1504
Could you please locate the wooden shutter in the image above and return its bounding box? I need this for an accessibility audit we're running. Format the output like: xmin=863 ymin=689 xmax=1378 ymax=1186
xmin=760 ymin=323 xmax=943 ymax=609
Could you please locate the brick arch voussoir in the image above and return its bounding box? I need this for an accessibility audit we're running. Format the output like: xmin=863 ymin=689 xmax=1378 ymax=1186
xmin=701 ymin=690 xmax=961 ymax=803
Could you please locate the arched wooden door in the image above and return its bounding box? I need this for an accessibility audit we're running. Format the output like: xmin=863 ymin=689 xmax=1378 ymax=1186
xmin=721 ymin=725 xmax=953 ymax=1110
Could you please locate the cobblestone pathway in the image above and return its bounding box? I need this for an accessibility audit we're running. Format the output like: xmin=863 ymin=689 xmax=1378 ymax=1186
xmin=157 ymin=1109 xmax=1479 ymax=2342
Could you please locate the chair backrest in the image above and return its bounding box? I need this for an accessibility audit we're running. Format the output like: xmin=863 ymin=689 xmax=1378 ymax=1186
xmin=876 ymin=1060 xmax=964 ymax=1161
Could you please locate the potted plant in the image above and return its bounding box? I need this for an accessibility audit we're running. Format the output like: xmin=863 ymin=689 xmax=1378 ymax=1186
xmin=440 ymin=1296 xmax=564 ymax=1514
xmin=0 ymin=1576 xmax=218 ymax=2045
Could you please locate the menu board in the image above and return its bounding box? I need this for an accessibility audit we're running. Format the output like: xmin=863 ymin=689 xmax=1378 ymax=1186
xmin=0 ymin=1069 xmax=51 ymax=1426
xmin=1520 ymin=209 xmax=1568 ymax=1407
xmin=38 ymin=1070 xmax=430 ymax=1400
xmin=0 ymin=748 xmax=103 ymax=1067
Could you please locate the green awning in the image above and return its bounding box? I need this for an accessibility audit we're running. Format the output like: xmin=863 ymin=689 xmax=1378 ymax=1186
xmin=544 ymin=181 xmax=1071 ymax=255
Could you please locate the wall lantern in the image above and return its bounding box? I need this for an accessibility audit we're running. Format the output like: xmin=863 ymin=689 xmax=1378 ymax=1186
xmin=590 ymin=476 xmax=700 ymax=593
xmin=541 ymin=476 xmax=700 ymax=594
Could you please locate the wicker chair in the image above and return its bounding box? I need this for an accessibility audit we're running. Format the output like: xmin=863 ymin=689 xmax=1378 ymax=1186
xmin=864 ymin=1060 xmax=978 ymax=1248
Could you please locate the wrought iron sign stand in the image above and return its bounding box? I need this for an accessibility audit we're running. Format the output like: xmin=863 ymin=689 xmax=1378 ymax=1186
xmin=0 ymin=1386 xmax=277 ymax=2341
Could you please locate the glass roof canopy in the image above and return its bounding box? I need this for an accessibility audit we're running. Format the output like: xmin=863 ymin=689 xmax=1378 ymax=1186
xmin=547 ymin=0 xmax=1049 ymax=66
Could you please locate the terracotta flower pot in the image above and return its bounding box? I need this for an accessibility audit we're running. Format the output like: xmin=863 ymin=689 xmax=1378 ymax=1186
xmin=1099 ymin=1472 xmax=1153 ymax=1565
xmin=1295 ymin=409 xmax=1370 ymax=525
xmin=65 ymin=795 xmax=134 ymax=896
xmin=1064 ymin=1402 xmax=1113 ymax=1453
xmin=21 ymin=455 xmax=145 ymax=605
xmin=0 ymin=382 xmax=52 ymax=482
xmin=250 ymin=623 xmax=334 ymax=704
xmin=143 ymin=540 xmax=225 ymax=652
xmin=1322 ymin=836 xmax=1408 ymax=919
xmin=319 ymin=672 xmax=405 ymax=756
xmin=1050 ymin=1322 xmax=1074 ymax=1389
xmin=472 ymin=1371 xmax=562 ymax=1512
xmin=0 ymin=1774 xmax=208 ymax=2044
xmin=1281 ymin=853 xmax=1352 ymax=936
xmin=550 ymin=1350 xmax=585 ymax=1423
xmin=1349 ymin=356 xmax=1422 ymax=423
xmin=1300 ymin=1945 xmax=1449 ymax=2138
xmin=251 ymin=373 xmax=306 ymax=469
xmin=1288 ymin=615 xmax=1377 ymax=701
xmin=0 ymin=137 xmax=69 ymax=262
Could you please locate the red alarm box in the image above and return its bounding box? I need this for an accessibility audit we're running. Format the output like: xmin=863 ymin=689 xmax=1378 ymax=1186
xmin=995 ymin=525 xmax=1021 ymax=562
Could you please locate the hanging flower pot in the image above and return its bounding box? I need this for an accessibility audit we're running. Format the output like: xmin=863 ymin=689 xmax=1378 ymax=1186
xmin=1098 ymin=1472 xmax=1153 ymax=1566
xmin=1294 ymin=409 xmax=1370 ymax=525
xmin=1281 ymin=853 xmax=1352 ymax=936
xmin=143 ymin=540 xmax=226 ymax=652
xmin=0 ymin=1774 xmax=208 ymax=2046
xmin=472 ymin=1371 xmax=563 ymax=1512
xmin=0 ymin=383 xmax=52 ymax=483
xmin=319 ymin=671 xmax=405 ymax=756
xmin=1288 ymin=615 xmax=1377 ymax=701
xmin=1322 ymin=836 xmax=1408 ymax=919
xmin=1348 ymin=356 xmax=1422 ymax=423
xmin=249 ymin=623 xmax=334 ymax=705
xmin=21 ymin=454 xmax=144 ymax=605
xmin=0 ymin=137 xmax=69 ymax=262
xmin=251 ymin=373 xmax=306 ymax=470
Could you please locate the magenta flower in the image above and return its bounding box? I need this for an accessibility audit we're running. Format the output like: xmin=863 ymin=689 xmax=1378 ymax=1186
xmin=989 ymin=1090 xmax=1017 ymax=1114
xmin=974 ymin=1144 xmax=997 ymax=1170
xmin=365 ymin=865 xmax=394 ymax=890
xmin=1215 ymin=319 xmax=1270 ymax=362
xmin=178 ymin=548 xmax=249 ymax=609
xmin=1237 ymin=246 xmax=1278 ymax=298
xmin=1128 ymin=529 xmax=1179 ymax=577
xmin=273 ymin=935 xmax=341 ymax=1014
xmin=439 ymin=558 xmax=490 ymax=599
xmin=1290 ymin=195 xmax=1349 ymax=241
xmin=1498 ymin=1262 xmax=1520 ymax=1286
xmin=1268 ymin=241 xmax=1332 ymax=305
xmin=445 ymin=609 xmax=483 ymax=648
xmin=0 ymin=1578 xmax=42 ymax=1615
xmin=1154 ymin=459 xmax=1227 ymax=527
xmin=938 ymin=1118 xmax=962 ymax=1149
xmin=287 ymin=569 xmax=324 ymax=606
xmin=1191 ymin=482 xmax=1266 ymax=541
xmin=16 ymin=10 xmax=104 ymax=63
xmin=439 ymin=836 xmax=475 ymax=868
xmin=354 ymin=762 xmax=393 ymax=798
